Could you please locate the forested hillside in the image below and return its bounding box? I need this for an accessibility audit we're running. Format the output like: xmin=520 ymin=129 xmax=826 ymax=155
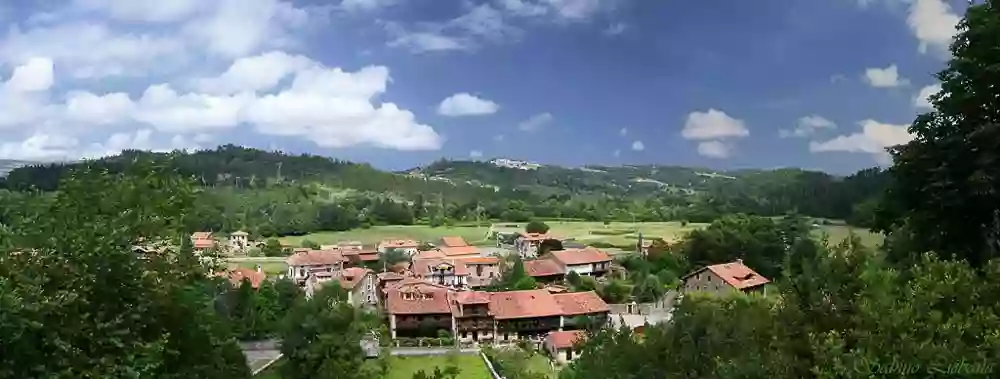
xmin=0 ymin=145 xmax=888 ymax=237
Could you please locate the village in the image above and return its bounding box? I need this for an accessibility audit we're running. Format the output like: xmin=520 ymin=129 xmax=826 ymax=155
xmin=194 ymin=227 xmax=771 ymax=372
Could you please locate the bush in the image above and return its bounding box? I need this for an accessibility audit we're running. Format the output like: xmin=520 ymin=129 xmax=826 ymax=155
xmin=525 ymin=220 xmax=550 ymax=234
xmin=589 ymin=229 xmax=631 ymax=236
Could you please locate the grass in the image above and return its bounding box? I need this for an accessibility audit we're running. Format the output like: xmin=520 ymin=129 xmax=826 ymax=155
xmin=525 ymin=353 xmax=559 ymax=378
xmin=279 ymin=225 xmax=492 ymax=247
xmin=230 ymin=261 xmax=288 ymax=276
xmin=385 ymin=354 xmax=492 ymax=379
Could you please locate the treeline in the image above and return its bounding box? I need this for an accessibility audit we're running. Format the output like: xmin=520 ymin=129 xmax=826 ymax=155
xmin=0 ymin=145 xmax=889 ymax=236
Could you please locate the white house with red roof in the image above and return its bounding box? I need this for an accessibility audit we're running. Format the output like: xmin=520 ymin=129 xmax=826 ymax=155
xmin=545 ymin=247 xmax=613 ymax=277
xmin=681 ymin=259 xmax=770 ymax=295
xmin=544 ymin=330 xmax=587 ymax=364
xmin=377 ymin=239 xmax=420 ymax=256
xmin=305 ymin=267 xmax=378 ymax=307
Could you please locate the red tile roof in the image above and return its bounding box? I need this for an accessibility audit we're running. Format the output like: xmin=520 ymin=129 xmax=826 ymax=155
xmin=335 ymin=267 xmax=373 ymax=290
xmin=517 ymin=232 xmax=551 ymax=242
xmin=699 ymin=260 xmax=770 ymax=290
xmin=452 ymin=290 xmax=491 ymax=304
xmin=224 ymin=268 xmax=266 ymax=289
xmin=286 ymin=249 xmax=347 ymax=266
xmin=438 ymin=246 xmax=479 ymax=257
xmin=524 ymin=259 xmax=566 ymax=277
xmin=545 ymin=330 xmax=587 ymax=350
xmin=413 ymin=249 xmax=447 ymax=260
xmin=489 ymin=289 xmax=565 ymax=320
xmin=411 ymin=259 xmax=470 ymax=277
xmin=553 ymin=291 xmax=610 ymax=315
xmin=377 ymin=271 xmax=406 ymax=282
xmin=549 ymin=248 xmax=612 ymax=266
xmin=381 ymin=239 xmax=419 ymax=248
xmin=191 ymin=232 xmax=213 ymax=240
xmin=193 ymin=239 xmax=215 ymax=249
xmin=456 ymin=256 xmax=500 ymax=265
xmin=440 ymin=236 xmax=469 ymax=247
xmin=385 ymin=283 xmax=453 ymax=315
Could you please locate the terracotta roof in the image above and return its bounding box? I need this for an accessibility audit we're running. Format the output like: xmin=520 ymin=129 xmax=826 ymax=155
xmin=356 ymin=253 xmax=380 ymax=262
xmin=193 ymin=239 xmax=215 ymax=249
xmin=524 ymin=259 xmax=566 ymax=277
xmin=380 ymin=239 xmax=419 ymax=248
xmin=320 ymin=244 xmax=340 ymax=250
xmin=553 ymin=291 xmax=610 ymax=315
xmin=411 ymin=259 xmax=470 ymax=277
xmin=545 ymin=330 xmax=587 ymax=350
xmin=453 ymin=290 xmax=491 ymax=304
xmin=489 ymin=289 xmax=565 ymax=320
xmin=696 ymin=260 xmax=771 ymax=290
xmin=549 ymin=248 xmax=612 ymax=266
xmin=517 ymin=232 xmax=551 ymax=242
xmin=413 ymin=249 xmax=447 ymax=260
xmin=286 ymin=249 xmax=347 ymax=266
xmin=385 ymin=282 xmax=453 ymax=314
xmin=438 ymin=246 xmax=479 ymax=257
xmin=378 ymin=272 xmax=405 ymax=282
xmin=224 ymin=268 xmax=266 ymax=289
xmin=336 ymin=267 xmax=373 ymax=289
xmin=456 ymin=256 xmax=500 ymax=265
xmin=440 ymin=236 xmax=469 ymax=247
xmin=191 ymin=232 xmax=213 ymax=240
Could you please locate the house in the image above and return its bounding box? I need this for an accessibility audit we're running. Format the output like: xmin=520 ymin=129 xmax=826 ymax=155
xmin=490 ymin=289 xmax=566 ymax=342
xmin=191 ymin=232 xmax=216 ymax=251
xmin=451 ymin=291 xmax=495 ymax=343
xmin=305 ymin=267 xmax=378 ymax=307
xmin=553 ymin=291 xmax=611 ymax=329
xmin=342 ymin=248 xmax=380 ymax=267
xmin=411 ymin=256 xmax=501 ymax=289
xmin=440 ymin=236 xmax=469 ymax=248
xmin=547 ymin=248 xmax=612 ymax=277
xmin=377 ymin=239 xmax=420 ymax=256
xmin=437 ymin=245 xmax=480 ymax=259
xmin=285 ymin=249 xmax=348 ymax=285
xmin=514 ymin=233 xmax=551 ymax=258
xmin=338 ymin=241 xmax=365 ymax=251
xmin=544 ymin=330 xmax=587 ymax=364
xmin=524 ymin=259 xmax=567 ymax=283
xmin=681 ymin=259 xmax=770 ymax=296
xmin=377 ymin=271 xmax=406 ymax=304
xmin=384 ymin=279 xmax=455 ymax=338
xmin=229 ymin=231 xmax=250 ymax=252
xmin=220 ymin=267 xmax=266 ymax=289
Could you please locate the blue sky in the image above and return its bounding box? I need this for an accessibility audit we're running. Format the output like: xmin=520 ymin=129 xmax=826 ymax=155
xmin=0 ymin=0 xmax=964 ymax=173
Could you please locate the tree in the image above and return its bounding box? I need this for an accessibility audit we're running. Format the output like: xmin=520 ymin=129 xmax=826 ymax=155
xmin=300 ymin=239 xmax=320 ymax=249
xmin=677 ymin=214 xmax=802 ymax=279
xmin=874 ymin=1 xmax=1000 ymax=268
xmin=262 ymin=238 xmax=287 ymax=257
xmin=0 ymin=161 xmax=250 ymax=378
xmin=525 ymin=220 xmax=550 ymax=234
xmin=412 ymin=366 xmax=460 ymax=379
xmin=537 ymin=238 xmax=563 ymax=256
xmin=279 ymin=283 xmax=386 ymax=379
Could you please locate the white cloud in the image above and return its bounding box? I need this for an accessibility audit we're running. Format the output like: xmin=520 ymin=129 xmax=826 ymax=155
xmin=619 ymin=127 xmax=627 ymax=136
xmin=631 ymin=140 xmax=644 ymax=151
xmin=4 ymin=57 xmax=55 ymax=92
xmin=542 ymin=0 xmax=611 ymax=20
xmin=908 ymin=0 xmax=960 ymax=55
xmin=494 ymin=134 xmax=505 ymax=142
xmin=71 ymin=0 xmax=204 ymax=22
xmin=682 ymin=109 xmax=749 ymax=140
xmin=469 ymin=150 xmax=483 ymax=158
xmin=499 ymin=0 xmax=549 ymax=17
xmin=518 ymin=112 xmax=553 ymax=132
xmin=780 ymin=115 xmax=837 ymax=138
xmin=612 ymin=149 xmax=620 ymax=157
xmin=437 ymin=93 xmax=500 ymax=117
xmin=0 ymin=129 xmax=202 ymax=161
xmin=63 ymin=91 xmax=135 ymax=125
xmin=194 ymin=51 xmax=314 ymax=94
xmin=697 ymin=140 xmax=731 ymax=159
xmin=913 ymin=84 xmax=942 ymax=109
xmin=809 ymin=119 xmax=914 ymax=164
xmin=340 ymin=0 xmax=396 ymax=12
xmin=863 ymin=64 xmax=909 ymax=88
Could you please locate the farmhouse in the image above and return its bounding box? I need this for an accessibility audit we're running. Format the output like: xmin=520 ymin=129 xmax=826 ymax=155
xmin=385 ymin=279 xmax=455 ymax=338
xmin=523 ymin=258 xmax=567 ymax=283
xmin=377 ymin=239 xmax=420 ymax=256
xmin=305 ymin=267 xmax=378 ymax=307
xmin=191 ymin=232 xmax=216 ymax=250
xmin=220 ymin=267 xmax=266 ymax=289
xmin=544 ymin=330 xmax=587 ymax=364
xmin=410 ymin=256 xmax=501 ymax=289
xmin=514 ymin=232 xmax=550 ymax=258
xmin=546 ymin=247 xmax=613 ymax=277
xmin=681 ymin=259 xmax=770 ymax=296
xmin=285 ymin=248 xmax=348 ymax=285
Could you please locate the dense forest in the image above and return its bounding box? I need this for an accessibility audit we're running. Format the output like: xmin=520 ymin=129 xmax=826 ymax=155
xmin=0 ymin=145 xmax=888 ymax=238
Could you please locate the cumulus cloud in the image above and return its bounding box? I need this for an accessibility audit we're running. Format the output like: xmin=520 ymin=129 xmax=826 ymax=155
xmin=604 ymin=22 xmax=626 ymax=36
xmin=780 ymin=115 xmax=837 ymax=138
xmin=518 ymin=112 xmax=553 ymax=132
xmin=913 ymin=84 xmax=942 ymax=109
xmin=469 ymin=150 xmax=483 ymax=158
xmin=908 ymin=0 xmax=960 ymax=56
xmin=863 ymin=64 xmax=908 ymax=88
xmin=682 ymin=109 xmax=749 ymax=140
xmin=0 ymin=0 xmax=444 ymax=161
xmin=697 ymin=140 xmax=731 ymax=159
xmin=619 ymin=127 xmax=627 ymax=136
xmin=437 ymin=93 xmax=500 ymax=116
xmin=681 ymin=109 xmax=748 ymax=158
xmin=631 ymin=140 xmax=644 ymax=151
xmin=809 ymin=119 xmax=914 ymax=165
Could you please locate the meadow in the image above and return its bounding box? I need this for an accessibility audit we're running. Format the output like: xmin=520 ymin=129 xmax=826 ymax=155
xmin=384 ymin=354 xmax=492 ymax=379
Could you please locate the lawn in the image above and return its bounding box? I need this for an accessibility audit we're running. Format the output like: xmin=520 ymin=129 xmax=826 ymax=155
xmin=230 ymin=261 xmax=288 ymax=276
xmin=525 ymin=353 xmax=559 ymax=378
xmin=385 ymin=354 xmax=492 ymax=379
xmin=279 ymin=225 xmax=492 ymax=248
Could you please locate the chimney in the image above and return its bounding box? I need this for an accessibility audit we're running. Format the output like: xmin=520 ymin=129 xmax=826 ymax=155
xmin=256 ymin=264 xmax=262 ymax=273
xmin=736 ymin=259 xmax=743 ymax=265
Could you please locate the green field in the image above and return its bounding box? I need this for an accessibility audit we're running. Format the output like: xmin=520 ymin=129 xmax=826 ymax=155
xmin=385 ymin=354 xmax=492 ymax=379
xmin=230 ymin=261 xmax=288 ymax=276
xmin=274 ymin=221 xmax=884 ymax=253
xmin=279 ymin=225 xmax=492 ymax=247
